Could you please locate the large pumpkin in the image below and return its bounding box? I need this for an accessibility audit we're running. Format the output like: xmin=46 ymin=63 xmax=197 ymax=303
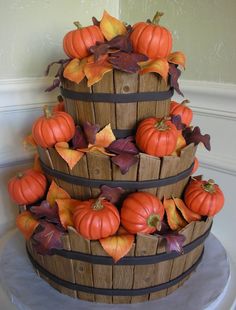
xmin=130 ymin=11 xmax=172 ymax=59
xmin=136 ymin=117 xmax=178 ymax=157
xmin=170 ymin=100 xmax=193 ymax=127
xmin=63 ymin=22 xmax=104 ymax=59
xmin=8 ymin=169 xmax=47 ymax=205
xmin=121 ymin=192 xmax=164 ymax=234
xmin=32 ymin=106 xmax=75 ymax=148
xmin=73 ymin=198 xmax=120 ymax=240
xmin=184 ymin=179 xmax=224 ymax=216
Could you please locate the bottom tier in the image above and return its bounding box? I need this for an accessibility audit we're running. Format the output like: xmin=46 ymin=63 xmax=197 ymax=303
xmin=26 ymin=218 xmax=212 ymax=304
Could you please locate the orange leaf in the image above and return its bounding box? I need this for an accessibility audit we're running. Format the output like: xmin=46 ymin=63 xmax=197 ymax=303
xmin=55 ymin=142 xmax=84 ymax=170
xmin=100 ymin=227 xmax=134 ymax=262
xmin=84 ymin=55 xmax=113 ymax=87
xmin=16 ymin=211 xmax=40 ymax=240
xmin=63 ymin=58 xmax=86 ymax=84
xmin=171 ymin=134 xmax=186 ymax=156
xmin=100 ymin=10 xmax=127 ymax=41
xmin=168 ymin=51 xmax=186 ymax=69
xmin=23 ymin=133 xmax=37 ymax=151
xmin=139 ymin=58 xmax=169 ymax=81
xmin=56 ymin=198 xmax=80 ymax=229
xmin=46 ymin=180 xmax=71 ymax=207
xmin=163 ymin=197 xmax=187 ymax=230
xmin=95 ymin=124 xmax=116 ymax=148
xmin=173 ymin=197 xmax=201 ymax=222
xmin=33 ymin=153 xmax=43 ymax=173
xmin=78 ymin=144 xmax=115 ymax=156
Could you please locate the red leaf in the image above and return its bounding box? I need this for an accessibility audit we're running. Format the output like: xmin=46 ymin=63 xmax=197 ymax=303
xmin=108 ymin=34 xmax=132 ymax=53
xmin=100 ymin=185 xmax=125 ymax=204
xmin=112 ymin=153 xmax=138 ymax=175
xmin=169 ymin=64 xmax=184 ymax=97
xmin=182 ymin=126 xmax=211 ymax=151
xmin=30 ymin=200 xmax=59 ymax=224
xmin=108 ymin=136 xmax=139 ymax=155
xmin=108 ymin=52 xmax=148 ymax=73
xmin=33 ymin=221 xmax=64 ymax=255
xmin=72 ymin=126 xmax=88 ymax=149
xmin=89 ymin=42 xmax=110 ymax=61
xmin=83 ymin=121 xmax=100 ymax=144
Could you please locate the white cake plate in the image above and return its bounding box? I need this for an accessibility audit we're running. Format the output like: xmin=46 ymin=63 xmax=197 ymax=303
xmin=0 ymin=231 xmax=231 ymax=310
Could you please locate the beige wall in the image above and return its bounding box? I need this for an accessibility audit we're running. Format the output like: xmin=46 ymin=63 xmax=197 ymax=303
xmin=120 ymin=0 xmax=236 ymax=84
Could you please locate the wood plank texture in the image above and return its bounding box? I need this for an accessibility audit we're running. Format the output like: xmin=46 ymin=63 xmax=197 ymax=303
xmin=155 ymin=75 xmax=171 ymax=117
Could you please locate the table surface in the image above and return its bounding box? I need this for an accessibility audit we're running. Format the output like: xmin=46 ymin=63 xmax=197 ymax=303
xmin=0 ymin=229 xmax=236 ymax=310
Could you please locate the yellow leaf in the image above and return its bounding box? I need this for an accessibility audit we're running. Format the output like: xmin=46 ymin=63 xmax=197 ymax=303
xmin=139 ymin=58 xmax=169 ymax=81
xmin=16 ymin=211 xmax=40 ymax=240
xmin=95 ymin=124 xmax=116 ymax=148
xmin=168 ymin=51 xmax=186 ymax=69
xmin=100 ymin=10 xmax=127 ymax=41
xmin=163 ymin=197 xmax=187 ymax=230
xmin=78 ymin=144 xmax=115 ymax=157
xmin=23 ymin=133 xmax=37 ymax=151
xmin=100 ymin=227 xmax=134 ymax=262
xmin=55 ymin=142 xmax=84 ymax=170
xmin=63 ymin=58 xmax=86 ymax=84
xmin=56 ymin=198 xmax=80 ymax=229
xmin=46 ymin=180 xmax=71 ymax=207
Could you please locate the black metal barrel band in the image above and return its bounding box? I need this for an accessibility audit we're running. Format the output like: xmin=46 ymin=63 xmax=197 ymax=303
xmin=26 ymin=247 xmax=204 ymax=296
xmin=61 ymin=87 xmax=174 ymax=103
xmin=40 ymin=160 xmax=194 ymax=190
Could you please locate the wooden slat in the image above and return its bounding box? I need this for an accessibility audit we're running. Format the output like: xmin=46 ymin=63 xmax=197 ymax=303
xmin=112 ymin=158 xmax=138 ymax=183
xmin=155 ymin=75 xmax=171 ymax=117
xmin=112 ymin=244 xmax=135 ymax=304
xmin=92 ymin=71 xmax=116 ymax=128
xmin=86 ymin=153 xmax=112 ymax=197
xmin=68 ymin=227 xmax=94 ymax=301
xmin=138 ymin=153 xmax=161 ymax=195
xmin=91 ymin=241 xmax=113 ymax=303
xmin=131 ymin=234 xmax=158 ymax=303
xmin=62 ymin=78 xmax=80 ymax=123
xmin=114 ymin=71 xmax=138 ymax=130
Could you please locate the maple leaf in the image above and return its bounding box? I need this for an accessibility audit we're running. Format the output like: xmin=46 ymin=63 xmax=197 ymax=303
xmin=33 ymin=221 xmax=64 ymax=255
xmin=46 ymin=181 xmax=71 ymax=207
xmin=108 ymin=52 xmax=148 ymax=73
xmin=108 ymin=136 xmax=139 ymax=155
xmin=171 ymin=115 xmax=186 ymax=131
xmin=108 ymin=34 xmax=132 ymax=53
xmin=182 ymin=126 xmax=211 ymax=151
xmin=83 ymin=121 xmax=100 ymax=144
xmin=169 ymin=63 xmax=184 ymax=97
xmin=100 ymin=185 xmax=125 ymax=204
xmin=95 ymin=123 xmax=116 ymax=148
xmin=112 ymin=153 xmax=138 ymax=175
xmin=89 ymin=42 xmax=110 ymax=61
xmin=30 ymin=200 xmax=60 ymax=224
xmin=72 ymin=126 xmax=88 ymax=149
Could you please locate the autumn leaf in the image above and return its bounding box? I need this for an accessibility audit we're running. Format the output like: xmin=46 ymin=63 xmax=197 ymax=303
xmin=168 ymin=51 xmax=186 ymax=69
xmin=173 ymin=197 xmax=201 ymax=222
xmin=100 ymin=185 xmax=125 ymax=204
xmin=95 ymin=123 xmax=116 ymax=147
xmin=63 ymin=58 xmax=86 ymax=84
xmin=16 ymin=211 xmax=40 ymax=240
xmin=108 ymin=33 xmax=132 ymax=53
xmin=72 ymin=126 xmax=88 ymax=149
xmin=55 ymin=142 xmax=84 ymax=170
xmin=78 ymin=144 xmax=115 ymax=157
xmin=164 ymin=232 xmax=186 ymax=254
xmin=56 ymin=199 xmax=80 ymax=229
xmin=182 ymin=126 xmax=211 ymax=151
xmin=100 ymin=10 xmax=127 ymax=41
xmin=33 ymin=153 xmax=43 ymax=173
xmin=169 ymin=63 xmax=184 ymax=97
xmin=89 ymin=42 xmax=110 ymax=61
xmin=139 ymin=58 xmax=169 ymax=81
xmin=83 ymin=121 xmax=100 ymax=144
xmin=171 ymin=115 xmax=186 ymax=131
xmin=23 ymin=133 xmax=37 ymax=151
xmin=46 ymin=180 xmax=71 ymax=207
xmin=30 ymin=200 xmax=60 ymax=224
xmin=112 ymin=153 xmax=138 ymax=175
xmin=100 ymin=227 xmax=134 ymax=262
xmin=108 ymin=136 xmax=139 ymax=155
xmin=108 ymin=51 xmax=148 ymax=73
xmin=163 ymin=197 xmax=187 ymax=230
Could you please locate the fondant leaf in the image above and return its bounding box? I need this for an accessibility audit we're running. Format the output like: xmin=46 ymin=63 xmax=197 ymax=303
xmin=100 ymin=10 xmax=127 ymax=41
xmin=30 ymin=200 xmax=60 ymax=224
xmin=139 ymin=58 xmax=169 ymax=81
xmin=169 ymin=64 xmax=184 ymax=96
xmin=108 ymin=33 xmax=132 ymax=53
xmin=63 ymin=58 xmax=86 ymax=84
xmin=16 ymin=211 xmax=40 ymax=240
xmin=112 ymin=153 xmax=138 ymax=175
xmin=83 ymin=121 xmax=100 ymax=144
xmin=163 ymin=197 xmax=187 ymax=231
xmin=100 ymin=227 xmax=134 ymax=262
xmin=46 ymin=181 xmax=71 ymax=207
xmin=171 ymin=133 xmax=186 ymax=156
xmin=165 ymin=232 xmax=186 ymax=254
xmin=55 ymin=142 xmax=84 ymax=170
xmin=56 ymin=199 xmax=80 ymax=229
xmin=78 ymin=144 xmax=115 ymax=157
xmin=173 ymin=197 xmax=201 ymax=222
xmin=100 ymin=185 xmax=125 ymax=204
xmin=95 ymin=123 xmax=116 ymax=148
xmin=168 ymin=51 xmax=186 ymax=69
xmin=108 ymin=136 xmax=139 ymax=155
xmin=171 ymin=115 xmax=186 ymax=131
xmin=23 ymin=133 xmax=37 ymax=151
xmin=89 ymin=42 xmax=110 ymax=61
xmin=182 ymin=126 xmax=211 ymax=151
xmin=109 ymin=51 xmax=148 ymax=73
xmin=72 ymin=126 xmax=88 ymax=149
xmin=33 ymin=153 xmax=43 ymax=173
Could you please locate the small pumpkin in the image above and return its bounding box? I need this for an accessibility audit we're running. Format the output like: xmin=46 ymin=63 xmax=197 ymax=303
xmin=136 ymin=117 xmax=178 ymax=157
xmin=184 ymin=179 xmax=224 ymax=216
xmin=73 ymin=198 xmax=120 ymax=240
xmin=32 ymin=106 xmax=75 ymax=148
xmin=8 ymin=169 xmax=47 ymax=205
xmin=170 ymin=100 xmax=193 ymax=127
xmin=130 ymin=11 xmax=172 ymax=59
xmin=121 ymin=192 xmax=164 ymax=234
xmin=63 ymin=22 xmax=104 ymax=59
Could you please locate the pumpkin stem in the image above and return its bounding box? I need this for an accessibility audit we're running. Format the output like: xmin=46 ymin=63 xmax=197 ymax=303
xmin=152 ymin=11 xmax=164 ymax=25
xmin=74 ymin=21 xmax=83 ymax=29
xmin=147 ymin=214 xmax=161 ymax=231
xmin=43 ymin=105 xmax=52 ymax=119
xmin=181 ymin=99 xmax=190 ymax=106
xmin=203 ymin=179 xmax=216 ymax=193
xmin=92 ymin=197 xmax=105 ymax=211
xmin=57 ymin=95 xmax=64 ymax=102
xmin=155 ymin=118 xmax=170 ymax=131
xmin=17 ymin=172 xmax=24 ymax=179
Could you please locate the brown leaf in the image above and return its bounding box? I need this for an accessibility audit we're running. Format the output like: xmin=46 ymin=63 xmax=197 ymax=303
xmin=100 ymin=185 xmax=125 ymax=204
xmin=169 ymin=63 xmax=184 ymax=97
xmin=108 ymin=51 xmax=148 ymax=73
xmin=182 ymin=126 xmax=211 ymax=151
xmin=112 ymin=153 xmax=138 ymax=174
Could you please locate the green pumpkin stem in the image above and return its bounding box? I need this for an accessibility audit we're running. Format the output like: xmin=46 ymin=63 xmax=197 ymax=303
xmin=152 ymin=11 xmax=164 ymax=25
xmin=147 ymin=214 xmax=161 ymax=231
xmin=203 ymin=179 xmax=216 ymax=193
xmin=155 ymin=117 xmax=170 ymax=131
xmin=92 ymin=197 xmax=105 ymax=211
xmin=181 ymin=99 xmax=190 ymax=106
xmin=43 ymin=105 xmax=52 ymax=119
xmin=74 ymin=21 xmax=83 ymax=29
xmin=57 ymin=95 xmax=64 ymax=102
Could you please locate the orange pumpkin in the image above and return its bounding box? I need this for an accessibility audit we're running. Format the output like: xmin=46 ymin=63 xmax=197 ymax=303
xmin=170 ymin=100 xmax=193 ymax=127
xmin=121 ymin=192 xmax=164 ymax=234
xmin=130 ymin=11 xmax=172 ymax=59
xmin=171 ymin=133 xmax=186 ymax=156
xmin=191 ymin=157 xmax=199 ymax=174
xmin=73 ymin=198 xmax=120 ymax=240
xmin=184 ymin=179 xmax=224 ymax=216
xmin=136 ymin=117 xmax=178 ymax=157
xmin=32 ymin=106 xmax=75 ymax=148
xmin=63 ymin=22 xmax=104 ymax=59
xmin=8 ymin=169 xmax=47 ymax=205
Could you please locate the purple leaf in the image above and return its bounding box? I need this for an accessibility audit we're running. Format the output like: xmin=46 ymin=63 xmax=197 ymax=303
xmin=45 ymin=78 xmax=60 ymax=92
xmin=165 ymin=233 xmax=186 ymax=254
xmin=112 ymin=153 xmax=138 ymax=175
xmin=108 ymin=136 xmax=139 ymax=155
xmin=182 ymin=126 xmax=211 ymax=151
xmin=171 ymin=115 xmax=186 ymax=131
xmin=89 ymin=43 xmax=110 ymax=61
xmin=30 ymin=201 xmax=60 ymax=224
xmin=72 ymin=126 xmax=88 ymax=149
xmin=108 ymin=34 xmax=133 ymax=53
xmin=169 ymin=64 xmax=184 ymax=97
xmin=100 ymin=185 xmax=125 ymax=204
xmin=83 ymin=121 xmax=100 ymax=144
xmin=32 ymin=221 xmax=64 ymax=255
xmin=108 ymin=52 xmax=148 ymax=73
xmin=92 ymin=16 xmax=100 ymax=26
